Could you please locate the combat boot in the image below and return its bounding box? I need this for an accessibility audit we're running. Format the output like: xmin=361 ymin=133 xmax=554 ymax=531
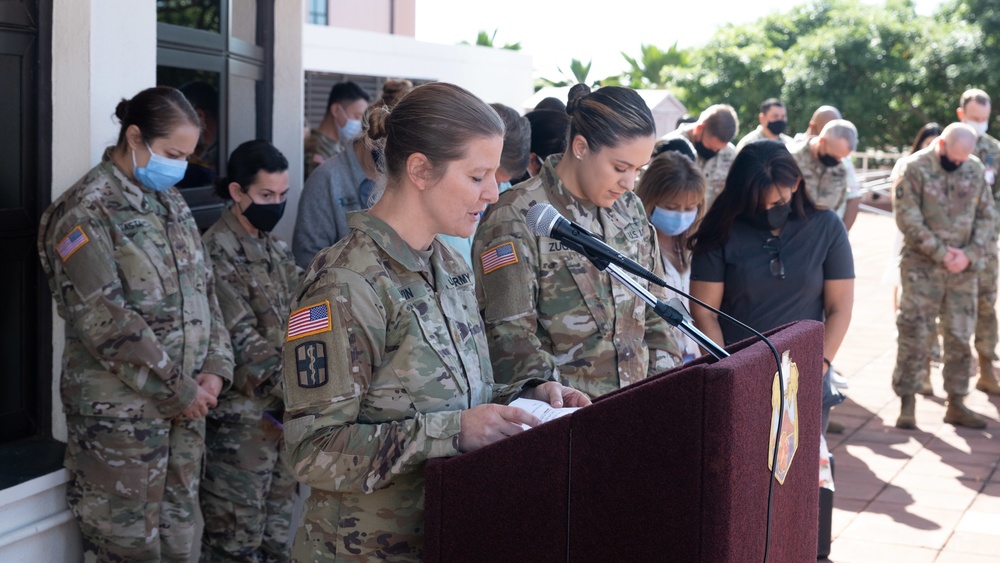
xmin=944 ymin=394 xmax=988 ymax=429
xmin=916 ymin=373 xmax=934 ymax=396
xmin=975 ymin=356 xmax=1000 ymax=396
xmin=895 ymin=394 xmax=916 ymax=430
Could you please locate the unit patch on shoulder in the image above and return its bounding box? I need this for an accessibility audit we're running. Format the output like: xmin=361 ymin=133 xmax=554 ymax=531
xmin=287 ymin=300 xmax=332 ymax=341
xmin=295 ymin=341 xmax=328 ymax=388
xmin=57 ymin=226 xmax=90 ymax=262
xmin=480 ymin=242 xmax=518 ymax=274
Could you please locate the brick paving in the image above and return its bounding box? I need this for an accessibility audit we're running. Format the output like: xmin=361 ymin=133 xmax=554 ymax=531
xmin=822 ymin=211 xmax=1000 ymax=562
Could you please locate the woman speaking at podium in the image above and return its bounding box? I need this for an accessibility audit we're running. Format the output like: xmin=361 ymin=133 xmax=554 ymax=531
xmin=281 ymin=82 xmax=588 ymax=562
xmin=473 ymin=84 xmax=682 ymax=399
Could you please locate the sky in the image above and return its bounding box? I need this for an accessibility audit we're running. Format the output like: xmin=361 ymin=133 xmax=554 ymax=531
xmin=415 ymin=0 xmax=945 ymax=82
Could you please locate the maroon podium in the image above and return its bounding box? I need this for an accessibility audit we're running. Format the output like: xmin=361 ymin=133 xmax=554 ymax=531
xmin=424 ymin=320 xmax=823 ymax=562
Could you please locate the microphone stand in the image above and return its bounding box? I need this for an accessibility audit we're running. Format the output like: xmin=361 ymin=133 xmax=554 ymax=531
xmin=603 ymin=262 xmax=730 ymax=360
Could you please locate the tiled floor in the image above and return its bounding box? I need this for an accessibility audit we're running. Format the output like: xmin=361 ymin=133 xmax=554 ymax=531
xmin=822 ymin=212 xmax=1000 ymax=562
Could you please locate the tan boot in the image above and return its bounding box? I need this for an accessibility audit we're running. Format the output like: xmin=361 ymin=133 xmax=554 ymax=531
xmin=976 ymin=356 xmax=1000 ymax=396
xmin=916 ymin=373 xmax=934 ymax=396
xmin=944 ymin=394 xmax=988 ymax=429
xmin=895 ymin=394 xmax=916 ymax=430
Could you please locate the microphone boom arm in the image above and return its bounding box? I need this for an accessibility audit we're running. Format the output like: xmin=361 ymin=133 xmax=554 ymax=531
xmin=604 ymin=263 xmax=730 ymax=360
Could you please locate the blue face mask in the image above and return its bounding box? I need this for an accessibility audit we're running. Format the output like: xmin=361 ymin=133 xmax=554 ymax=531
xmin=650 ymin=206 xmax=698 ymax=236
xmin=132 ymin=143 xmax=188 ymax=192
xmin=498 ymin=180 xmax=512 ymax=193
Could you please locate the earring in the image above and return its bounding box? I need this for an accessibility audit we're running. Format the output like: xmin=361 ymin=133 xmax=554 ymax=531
xmin=575 ymin=153 xmax=582 ymax=160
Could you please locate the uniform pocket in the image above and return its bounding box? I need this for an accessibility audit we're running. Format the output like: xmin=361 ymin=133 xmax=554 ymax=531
xmin=117 ymin=235 xmax=179 ymax=307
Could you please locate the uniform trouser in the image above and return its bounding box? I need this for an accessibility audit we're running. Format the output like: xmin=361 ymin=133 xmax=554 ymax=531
xmin=65 ymin=415 xmax=205 ymax=563
xmin=974 ymin=246 xmax=999 ymax=361
xmin=200 ymin=415 xmax=296 ymax=562
xmin=893 ymin=259 xmax=977 ymax=397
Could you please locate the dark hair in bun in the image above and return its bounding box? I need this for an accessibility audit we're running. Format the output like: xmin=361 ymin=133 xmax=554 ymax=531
xmin=213 ymin=139 xmax=289 ymax=200
xmin=114 ymin=86 xmax=199 ymax=148
xmin=565 ymin=85 xmax=655 ymax=152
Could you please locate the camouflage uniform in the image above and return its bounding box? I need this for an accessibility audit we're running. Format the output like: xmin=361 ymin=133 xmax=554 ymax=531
xmin=200 ymin=210 xmax=303 ymax=562
xmin=891 ymin=147 xmax=996 ymax=396
xmin=303 ymin=129 xmax=343 ymax=181
xmin=282 ymin=212 xmax=540 ymax=562
xmin=735 ymin=125 xmax=793 ymax=152
xmin=37 ymin=151 xmax=234 ymax=562
xmin=789 ymin=138 xmax=851 ymax=213
xmin=972 ymin=133 xmax=1000 ymax=361
xmin=662 ymin=124 xmax=737 ymax=206
xmin=472 ymin=155 xmax=681 ymax=400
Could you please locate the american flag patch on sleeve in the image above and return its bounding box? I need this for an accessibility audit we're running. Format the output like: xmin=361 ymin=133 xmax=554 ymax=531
xmin=56 ymin=226 xmax=90 ymax=262
xmin=286 ymin=301 xmax=332 ymax=341
xmin=480 ymin=242 xmax=518 ymax=274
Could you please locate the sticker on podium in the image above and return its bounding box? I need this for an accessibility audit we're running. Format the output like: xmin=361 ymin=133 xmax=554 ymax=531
xmin=768 ymin=350 xmax=799 ymax=485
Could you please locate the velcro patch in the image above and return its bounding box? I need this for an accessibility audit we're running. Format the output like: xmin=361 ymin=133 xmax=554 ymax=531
xmin=480 ymin=242 xmax=519 ymax=274
xmin=57 ymin=226 xmax=90 ymax=261
xmin=295 ymin=341 xmax=328 ymax=388
xmin=287 ymin=300 xmax=332 ymax=341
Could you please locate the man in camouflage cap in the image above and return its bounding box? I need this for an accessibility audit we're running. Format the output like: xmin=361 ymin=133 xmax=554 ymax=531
xmin=789 ymin=119 xmax=858 ymax=217
xmin=956 ymin=88 xmax=1000 ymax=395
xmin=892 ymin=123 xmax=996 ymax=430
xmin=660 ymin=104 xmax=739 ymax=207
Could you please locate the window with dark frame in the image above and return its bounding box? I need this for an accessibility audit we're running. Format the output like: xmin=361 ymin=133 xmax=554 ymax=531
xmin=308 ymin=0 xmax=329 ymax=25
xmin=156 ymin=0 xmax=274 ymax=231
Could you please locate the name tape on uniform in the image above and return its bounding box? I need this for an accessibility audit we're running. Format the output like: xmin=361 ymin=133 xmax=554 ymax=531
xmin=480 ymin=242 xmax=518 ymax=274
xmin=57 ymin=226 xmax=90 ymax=261
xmin=287 ymin=301 xmax=332 ymax=341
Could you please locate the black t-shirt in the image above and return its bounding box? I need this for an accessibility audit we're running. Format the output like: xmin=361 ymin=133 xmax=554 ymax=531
xmin=690 ymin=209 xmax=854 ymax=344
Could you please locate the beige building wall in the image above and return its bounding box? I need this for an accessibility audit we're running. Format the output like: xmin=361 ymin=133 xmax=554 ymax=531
xmin=325 ymin=0 xmax=415 ymax=36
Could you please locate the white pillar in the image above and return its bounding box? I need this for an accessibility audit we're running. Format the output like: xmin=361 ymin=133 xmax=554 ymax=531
xmin=271 ymin=0 xmax=305 ymax=246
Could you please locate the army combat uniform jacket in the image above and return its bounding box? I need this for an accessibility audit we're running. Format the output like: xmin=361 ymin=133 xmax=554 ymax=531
xmin=893 ymin=146 xmax=996 ymax=269
xmin=282 ymin=212 xmax=538 ymax=562
xmin=203 ymin=210 xmax=302 ymax=420
xmin=38 ymin=152 xmax=234 ymax=419
xmin=473 ymin=155 xmax=680 ymax=400
xmin=789 ymin=139 xmax=851 ymax=213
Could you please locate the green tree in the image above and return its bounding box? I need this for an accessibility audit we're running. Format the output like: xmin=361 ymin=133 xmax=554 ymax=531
xmin=620 ymin=42 xmax=690 ymax=89
xmin=673 ymin=23 xmax=786 ymax=139
xmin=540 ymin=58 xmax=594 ymax=87
xmin=461 ymin=29 xmax=521 ymax=51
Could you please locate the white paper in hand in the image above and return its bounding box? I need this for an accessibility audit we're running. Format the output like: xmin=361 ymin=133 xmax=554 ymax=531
xmin=509 ymin=397 xmax=581 ymax=430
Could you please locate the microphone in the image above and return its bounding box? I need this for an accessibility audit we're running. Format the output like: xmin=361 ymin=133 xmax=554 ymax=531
xmin=525 ymin=203 xmax=668 ymax=288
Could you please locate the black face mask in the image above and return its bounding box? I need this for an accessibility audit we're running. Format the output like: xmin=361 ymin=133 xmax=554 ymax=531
xmin=242 ymin=199 xmax=286 ymax=232
xmin=767 ymin=120 xmax=788 ymax=136
xmin=694 ymin=140 xmax=718 ymax=160
xmin=940 ymin=154 xmax=962 ymax=172
xmin=818 ymin=152 xmax=840 ymax=167
xmin=744 ymin=202 xmax=791 ymax=231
